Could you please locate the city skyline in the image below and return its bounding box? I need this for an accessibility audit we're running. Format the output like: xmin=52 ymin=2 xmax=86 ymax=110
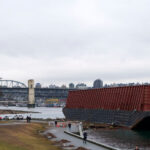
xmin=1 ymin=0 xmax=150 ymax=86
xmin=0 ymin=78 xmax=150 ymax=89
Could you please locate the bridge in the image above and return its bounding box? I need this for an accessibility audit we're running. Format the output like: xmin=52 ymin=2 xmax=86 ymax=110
xmin=0 ymin=87 xmax=70 ymax=102
xmin=0 ymin=80 xmax=27 ymax=88
xmin=0 ymin=80 xmax=73 ymax=104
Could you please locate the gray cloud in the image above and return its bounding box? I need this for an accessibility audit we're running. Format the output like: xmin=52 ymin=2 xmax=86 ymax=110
xmin=0 ymin=0 xmax=150 ymax=86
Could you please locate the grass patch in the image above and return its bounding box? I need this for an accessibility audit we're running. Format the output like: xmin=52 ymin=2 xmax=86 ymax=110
xmin=0 ymin=123 xmax=62 ymax=150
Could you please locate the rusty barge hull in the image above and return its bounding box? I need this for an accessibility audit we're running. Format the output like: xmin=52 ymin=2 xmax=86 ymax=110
xmin=63 ymin=85 xmax=150 ymax=129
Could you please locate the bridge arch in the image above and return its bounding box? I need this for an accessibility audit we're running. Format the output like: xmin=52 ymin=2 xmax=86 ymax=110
xmin=0 ymin=80 xmax=27 ymax=88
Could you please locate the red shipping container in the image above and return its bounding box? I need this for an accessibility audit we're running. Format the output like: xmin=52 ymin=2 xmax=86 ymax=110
xmin=66 ymin=85 xmax=150 ymax=111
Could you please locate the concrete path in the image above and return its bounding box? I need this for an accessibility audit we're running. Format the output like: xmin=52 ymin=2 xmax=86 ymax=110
xmin=47 ymin=126 xmax=108 ymax=150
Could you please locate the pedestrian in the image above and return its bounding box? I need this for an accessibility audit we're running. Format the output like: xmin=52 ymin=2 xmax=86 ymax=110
xmin=83 ymin=131 xmax=87 ymax=144
xmin=55 ymin=120 xmax=57 ymax=127
xmin=28 ymin=115 xmax=31 ymax=123
xmin=68 ymin=123 xmax=71 ymax=131
xmin=135 ymin=146 xmax=139 ymax=150
xmin=26 ymin=116 xmax=29 ymax=123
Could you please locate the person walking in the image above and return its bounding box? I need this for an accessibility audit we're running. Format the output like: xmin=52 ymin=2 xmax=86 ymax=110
xmin=55 ymin=120 xmax=57 ymax=127
xmin=26 ymin=116 xmax=29 ymax=123
xmin=68 ymin=123 xmax=71 ymax=131
xmin=83 ymin=131 xmax=87 ymax=144
xmin=26 ymin=116 xmax=30 ymax=123
xmin=28 ymin=115 xmax=31 ymax=123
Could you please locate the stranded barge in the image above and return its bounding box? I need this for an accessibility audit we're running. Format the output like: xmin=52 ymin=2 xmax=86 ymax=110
xmin=63 ymin=85 xmax=150 ymax=129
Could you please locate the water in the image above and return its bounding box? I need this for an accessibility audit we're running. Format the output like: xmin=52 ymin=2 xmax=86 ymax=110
xmin=0 ymin=106 xmax=65 ymax=119
xmin=87 ymin=128 xmax=150 ymax=150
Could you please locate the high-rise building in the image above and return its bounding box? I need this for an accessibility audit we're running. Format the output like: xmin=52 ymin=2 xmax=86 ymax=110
xmin=49 ymin=84 xmax=58 ymax=88
xmin=76 ymin=83 xmax=87 ymax=89
xmin=61 ymin=85 xmax=67 ymax=89
xmin=69 ymin=83 xmax=74 ymax=89
xmin=35 ymin=83 xmax=41 ymax=88
xmin=93 ymin=79 xmax=103 ymax=89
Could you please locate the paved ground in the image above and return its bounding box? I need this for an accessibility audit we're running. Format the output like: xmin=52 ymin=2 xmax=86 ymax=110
xmin=47 ymin=126 xmax=108 ymax=150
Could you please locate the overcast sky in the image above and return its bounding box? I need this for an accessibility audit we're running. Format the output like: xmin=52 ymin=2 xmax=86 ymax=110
xmin=0 ymin=0 xmax=150 ymax=87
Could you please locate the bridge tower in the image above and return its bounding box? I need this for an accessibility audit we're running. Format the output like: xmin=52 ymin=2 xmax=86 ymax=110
xmin=28 ymin=79 xmax=35 ymax=108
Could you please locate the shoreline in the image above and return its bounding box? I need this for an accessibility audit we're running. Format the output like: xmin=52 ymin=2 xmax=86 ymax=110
xmin=0 ymin=109 xmax=38 ymax=114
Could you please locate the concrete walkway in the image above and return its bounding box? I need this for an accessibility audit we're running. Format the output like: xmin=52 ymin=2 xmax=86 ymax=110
xmin=47 ymin=126 xmax=108 ymax=150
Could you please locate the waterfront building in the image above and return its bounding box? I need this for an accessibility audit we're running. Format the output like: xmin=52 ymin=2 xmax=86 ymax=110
xmin=49 ymin=84 xmax=58 ymax=88
xmin=69 ymin=83 xmax=74 ymax=89
xmin=93 ymin=79 xmax=103 ymax=88
xmin=76 ymin=83 xmax=87 ymax=89
xmin=61 ymin=85 xmax=67 ymax=89
xmin=35 ymin=83 xmax=41 ymax=88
